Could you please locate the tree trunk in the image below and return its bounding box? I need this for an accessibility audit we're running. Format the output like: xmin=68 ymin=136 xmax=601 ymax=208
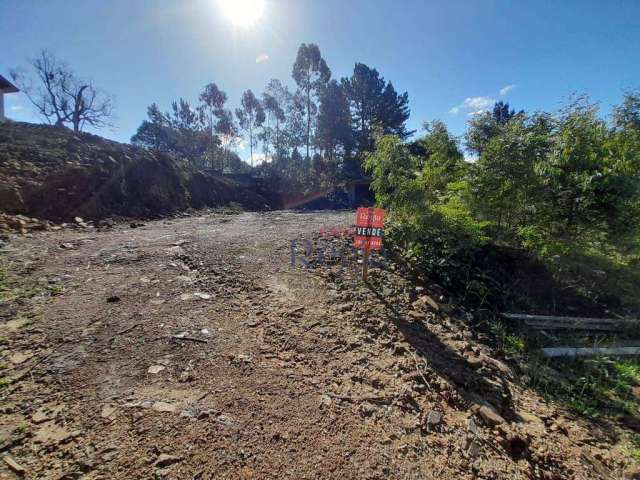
xmin=306 ymin=87 xmax=311 ymax=160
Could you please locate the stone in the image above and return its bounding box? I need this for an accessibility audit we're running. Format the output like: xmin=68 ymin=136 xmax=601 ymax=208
xmin=337 ymin=303 xmax=352 ymax=312
xmin=3 ymin=455 xmax=26 ymax=474
xmin=476 ymin=405 xmax=505 ymax=426
xmin=32 ymin=407 xmax=52 ymax=424
xmin=148 ymin=365 xmax=166 ymax=374
xmin=101 ymin=406 xmax=117 ymax=419
xmin=425 ymin=410 xmax=443 ymax=431
xmin=9 ymin=351 xmax=33 ymax=365
xmin=151 ymin=402 xmax=176 ymax=413
xmin=34 ymin=423 xmax=72 ymax=444
xmin=319 ymin=394 xmax=332 ymax=408
xmin=155 ymin=454 xmax=183 ymax=468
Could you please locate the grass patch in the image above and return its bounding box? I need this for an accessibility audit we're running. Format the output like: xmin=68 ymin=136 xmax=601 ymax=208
xmin=0 ymin=255 xmax=64 ymax=304
xmin=519 ymin=352 xmax=640 ymax=420
xmin=13 ymin=422 xmax=27 ymax=435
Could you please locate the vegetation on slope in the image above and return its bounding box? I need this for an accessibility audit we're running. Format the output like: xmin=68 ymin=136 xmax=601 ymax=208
xmin=0 ymin=122 xmax=269 ymax=221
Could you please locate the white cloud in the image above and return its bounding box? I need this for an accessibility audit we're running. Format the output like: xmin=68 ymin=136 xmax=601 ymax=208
xmin=255 ymin=53 xmax=269 ymax=64
xmin=499 ymin=84 xmax=516 ymax=96
xmin=449 ymin=96 xmax=495 ymax=116
xmin=464 ymin=96 xmax=494 ymax=110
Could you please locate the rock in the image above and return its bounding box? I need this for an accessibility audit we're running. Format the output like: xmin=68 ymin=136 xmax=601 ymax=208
xmin=155 ymin=453 xmax=182 ymax=468
xmin=475 ymin=405 xmax=505 ymax=426
xmin=466 ymin=439 xmax=481 ymax=458
xmin=101 ymin=406 xmax=117 ymax=419
xmin=466 ymin=417 xmax=479 ymax=435
xmin=358 ymin=402 xmax=376 ymax=417
xmin=216 ymin=414 xmax=234 ymax=427
xmin=417 ymin=295 xmax=440 ymax=311
xmin=32 ymin=407 xmax=52 ymax=424
xmin=319 ymin=394 xmax=332 ymax=408
xmin=337 ymin=303 xmax=352 ymax=312
xmin=106 ymin=295 xmax=120 ymax=303
xmin=148 ymin=365 xmax=166 ymax=374
xmin=101 ymin=449 xmax=118 ymax=462
xmin=151 ymin=402 xmax=176 ymax=413
xmin=179 ymin=371 xmax=194 ymax=382
xmin=3 ymin=455 xmax=26 ymax=474
xmin=9 ymin=351 xmax=33 ymax=365
xmin=180 ymin=292 xmax=211 ymax=301
xmin=34 ymin=423 xmax=72 ymax=444
xmin=425 ymin=410 xmax=443 ymax=431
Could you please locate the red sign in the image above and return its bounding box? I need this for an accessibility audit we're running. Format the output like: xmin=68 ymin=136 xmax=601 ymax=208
xmin=354 ymin=207 xmax=385 ymax=251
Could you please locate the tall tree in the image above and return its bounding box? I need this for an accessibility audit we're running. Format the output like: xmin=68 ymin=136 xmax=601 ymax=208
xmin=11 ymin=49 xmax=113 ymax=133
xmin=235 ymin=90 xmax=265 ymax=167
xmin=316 ymin=80 xmax=353 ymax=161
xmin=292 ymin=43 xmax=331 ymax=160
xmin=198 ymin=83 xmax=228 ymax=170
xmin=261 ymin=91 xmax=285 ymax=159
xmin=342 ymin=63 xmax=411 ymax=153
xmin=216 ymin=108 xmax=240 ymax=171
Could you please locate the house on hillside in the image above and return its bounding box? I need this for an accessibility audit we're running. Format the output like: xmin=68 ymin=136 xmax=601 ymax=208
xmin=0 ymin=75 xmax=19 ymax=122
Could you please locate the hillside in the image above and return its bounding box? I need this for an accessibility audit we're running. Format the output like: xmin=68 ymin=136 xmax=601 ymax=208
xmin=0 ymin=122 xmax=269 ymax=221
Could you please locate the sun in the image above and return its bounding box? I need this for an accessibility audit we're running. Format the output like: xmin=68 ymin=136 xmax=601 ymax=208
xmin=218 ymin=0 xmax=265 ymax=28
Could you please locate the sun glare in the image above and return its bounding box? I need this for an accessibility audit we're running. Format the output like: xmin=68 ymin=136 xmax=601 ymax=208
xmin=218 ymin=0 xmax=264 ymax=28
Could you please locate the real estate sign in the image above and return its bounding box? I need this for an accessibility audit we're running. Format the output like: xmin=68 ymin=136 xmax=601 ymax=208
xmin=354 ymin=207 xmax=385 ymax=251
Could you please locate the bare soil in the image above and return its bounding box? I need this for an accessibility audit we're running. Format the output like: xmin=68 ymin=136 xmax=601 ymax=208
xmin=0 ymin=211 xmax=637 ymax=479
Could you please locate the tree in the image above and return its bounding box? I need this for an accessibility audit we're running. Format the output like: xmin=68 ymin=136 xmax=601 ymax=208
xmin=342 ymin=63 xmax=411 ymax=153
xmin=292 ymin=43 xmax=331 ymax=160
xmin=316 ymin=80 xmax=353 ymax=161
xmin=11 ymin=49 xmax=113 ymax=133
xmin=131 ymin=103 xmax=175 ymax=151
xmin=235 ymin=90 xmax=265 ymax=167
xmin=261 ymin=91 xmax=285 ymax=159
xmin=492 ymin=101 xmax=521 ymax=124
xmin=465 ymin=111 xmax=498 ymax=157
xmin=216 ymin=108 xmax=240 ymax=171
xmin=198 ymin=83 xmax=229 ymax=171
xmin=132 ymin=99 xmax=209 ymax=166
xmin=613 ymin=90 xmax=640 ymax=131
xmin=471 ymin=113 xmax=552 ymax=235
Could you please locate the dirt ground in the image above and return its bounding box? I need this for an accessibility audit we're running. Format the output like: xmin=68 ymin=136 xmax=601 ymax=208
xmin=0 ymin=211 xmax=638 ymax=479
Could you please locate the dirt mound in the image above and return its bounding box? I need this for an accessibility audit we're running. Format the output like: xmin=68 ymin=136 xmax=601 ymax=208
xmin=0 ymin=122 xmax=269 ymax=221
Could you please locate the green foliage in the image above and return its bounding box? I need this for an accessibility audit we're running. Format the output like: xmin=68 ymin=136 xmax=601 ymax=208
xmin=342 ymin=63 xmax=412 ymax=152
xmin=366 ymin=91 xmax=640 ymax=317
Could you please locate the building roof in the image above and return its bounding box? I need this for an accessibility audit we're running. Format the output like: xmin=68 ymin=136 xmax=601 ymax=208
xmin=0 ymin=75 xmax=19 ymax=93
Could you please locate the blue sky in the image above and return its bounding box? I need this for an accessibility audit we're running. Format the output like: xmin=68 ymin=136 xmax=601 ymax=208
xmin=2 ymin=0 xmax=639 ymax=160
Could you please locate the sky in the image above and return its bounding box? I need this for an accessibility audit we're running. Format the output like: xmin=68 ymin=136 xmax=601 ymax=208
xmin=2 ymin=0 xmax=639 ymax=162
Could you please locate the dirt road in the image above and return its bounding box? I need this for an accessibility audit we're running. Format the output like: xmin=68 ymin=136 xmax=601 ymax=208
xmin=0 ymin=211 xmax=635 ymax=479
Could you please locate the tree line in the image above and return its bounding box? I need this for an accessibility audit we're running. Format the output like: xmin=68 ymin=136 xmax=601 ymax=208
xmin=365 ymin=91 xmax=640 ymax=272
xmin=130 ymin=43 xmax=412 ymax=193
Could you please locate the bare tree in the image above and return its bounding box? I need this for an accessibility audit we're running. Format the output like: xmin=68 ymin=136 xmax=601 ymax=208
xmin=10 ymin=50 xmax=113 ymax=133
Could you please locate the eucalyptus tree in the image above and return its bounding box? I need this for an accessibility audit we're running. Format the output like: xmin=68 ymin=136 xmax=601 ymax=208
xmin=292 ymin=43 xmax=331 ymax=160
